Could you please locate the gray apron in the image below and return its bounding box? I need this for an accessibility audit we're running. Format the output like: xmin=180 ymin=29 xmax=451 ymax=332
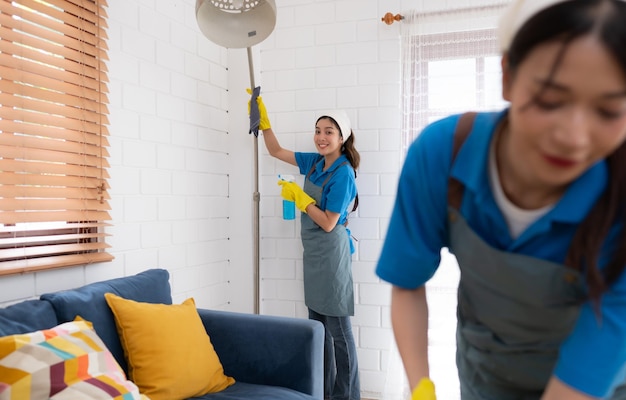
xmin=300 ymin=164 xmax=354 ymax=317
xmin=447 ymin=113 xmax=625 ymax=399
xmin=449 ymin=207 xmax=585 ymax=399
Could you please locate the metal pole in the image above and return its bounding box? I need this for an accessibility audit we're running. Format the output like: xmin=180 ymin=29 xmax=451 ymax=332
xmin=247 ymin=46 xmax=260 ymax=315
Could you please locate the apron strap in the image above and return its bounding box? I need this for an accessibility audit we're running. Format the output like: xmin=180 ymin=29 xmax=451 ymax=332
xmin=306 ymin=161 xmax=318 ymax=180
xmin=321 ymin=161 xmax=347 ymax=187
xmin=447 ymin=112 xmax=477 ymax=210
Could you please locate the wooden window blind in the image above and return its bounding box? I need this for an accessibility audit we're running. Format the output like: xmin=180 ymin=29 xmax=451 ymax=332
xmin=0 ymin=0 xmax=112 ymax=275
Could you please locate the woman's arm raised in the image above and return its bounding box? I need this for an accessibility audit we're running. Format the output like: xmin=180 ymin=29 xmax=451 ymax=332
xmin=261 ymin=127 xmax=296 ymax=166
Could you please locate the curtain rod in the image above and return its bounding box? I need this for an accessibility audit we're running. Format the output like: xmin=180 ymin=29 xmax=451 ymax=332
xmin=381 ymin=3 xmax=508 ymax=25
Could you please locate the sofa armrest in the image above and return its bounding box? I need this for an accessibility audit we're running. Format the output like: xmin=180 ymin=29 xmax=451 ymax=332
xmin=197 ymin=309 xmax=323 ymax=398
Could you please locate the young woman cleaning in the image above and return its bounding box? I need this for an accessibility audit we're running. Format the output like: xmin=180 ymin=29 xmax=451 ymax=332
xmin=376 ymin=0 xmax=626 ymax=399
xmin=251 ymin=94 xmax=361 ymax=400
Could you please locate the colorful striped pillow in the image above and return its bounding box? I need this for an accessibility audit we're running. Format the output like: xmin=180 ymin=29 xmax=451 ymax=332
xmin=0 ymin=318 xmax=149 ymax=400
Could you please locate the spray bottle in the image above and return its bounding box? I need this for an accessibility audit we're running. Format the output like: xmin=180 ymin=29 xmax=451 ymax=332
xmin=278 ymin=174 xmax=296 ymax=220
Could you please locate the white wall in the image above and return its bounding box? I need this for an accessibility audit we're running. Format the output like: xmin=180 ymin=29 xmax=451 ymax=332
xmin=0 ymin=0 xmax=244 ymax=309
xmin=0 ymin=0 xmax=503 ymax=398
xmin=251 ymin=1 xmax=404 ymax=397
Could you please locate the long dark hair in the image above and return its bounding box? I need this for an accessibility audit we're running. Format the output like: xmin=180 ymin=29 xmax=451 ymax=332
xmin=507 ymin=0 xmax=626 ymax=301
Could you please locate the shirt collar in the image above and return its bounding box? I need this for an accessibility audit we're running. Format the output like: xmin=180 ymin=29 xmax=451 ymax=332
xmin=315 ymin=154 xmax=349 ymax=175
xmin=452 ymin=109 xmax=607 ymax=225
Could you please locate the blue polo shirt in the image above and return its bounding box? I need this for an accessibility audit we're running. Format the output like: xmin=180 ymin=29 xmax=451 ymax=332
xmin=295 ymin=152 xmax=357 ymax=225
xmin=375 ymin=110 xmax=626 ymax=397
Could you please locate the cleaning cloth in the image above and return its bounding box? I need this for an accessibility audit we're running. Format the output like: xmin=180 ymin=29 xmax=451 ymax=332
xmin=249 ymin=86 xmax=261 ymax=137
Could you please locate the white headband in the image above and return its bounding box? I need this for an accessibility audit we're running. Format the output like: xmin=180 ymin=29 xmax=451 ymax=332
xmin=498 ymin=0 xmax=572 ymax=52
xmin=319 ymin=110 xmax=352 ymax=141
xmin=499 ymin=0 xmax=626 ymax=51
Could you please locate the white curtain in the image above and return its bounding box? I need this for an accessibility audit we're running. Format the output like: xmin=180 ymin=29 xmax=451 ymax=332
xmin=384 ymin=3 xmax=509 ymax=399
xmin=400 ymin=3 xmax=510 ymax=152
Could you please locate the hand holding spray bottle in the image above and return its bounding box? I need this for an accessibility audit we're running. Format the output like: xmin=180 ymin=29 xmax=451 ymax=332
xmin=278 ymin=174 xmax=295 ymax=220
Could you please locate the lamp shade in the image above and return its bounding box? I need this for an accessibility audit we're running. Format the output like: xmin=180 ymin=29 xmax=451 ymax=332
xmin=195 ymin=0 xmax=277 ymax=48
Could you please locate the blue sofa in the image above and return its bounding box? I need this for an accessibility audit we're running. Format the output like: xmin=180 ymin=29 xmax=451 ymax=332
xmin=0 ymin=269 xmax=324 ymax=399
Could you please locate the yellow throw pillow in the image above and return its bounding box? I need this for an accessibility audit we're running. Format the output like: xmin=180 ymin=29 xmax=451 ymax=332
xmin=104 ymin=293 xmax=235 ymax=400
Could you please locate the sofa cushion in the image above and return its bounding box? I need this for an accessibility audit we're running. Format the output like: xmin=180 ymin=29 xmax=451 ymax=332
xmin=104 ymin=293 xmax=235 ymax=400
xmin=0 ymin=300 xmax=58 ymax=336
xmin=0 ymin=318 xmax=148 ymax=400
xmin=196 ymin=308 xmax=324 ymax=397
xmin=40 ymin=269 xmax=172 ymax=374
xmin=187 ymin=382 xmax=318 ymax=399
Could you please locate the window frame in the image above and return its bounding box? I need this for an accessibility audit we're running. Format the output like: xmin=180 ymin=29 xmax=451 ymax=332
xmin=402 ymin=28 xmax=506 ymax=152
xmin=0 ymin=0 xmax=112 ymax=275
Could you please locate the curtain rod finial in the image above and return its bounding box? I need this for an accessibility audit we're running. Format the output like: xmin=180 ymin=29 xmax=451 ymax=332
xmin=382 ymin=12 xmax=404 ymax=25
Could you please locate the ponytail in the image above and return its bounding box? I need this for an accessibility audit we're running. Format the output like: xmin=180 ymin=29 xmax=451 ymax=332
xmin=342 ymin=132 xmax=360 ymax=172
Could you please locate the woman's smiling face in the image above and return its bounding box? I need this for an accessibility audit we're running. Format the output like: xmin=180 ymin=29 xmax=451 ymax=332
xmin=315 ymin=117 xmax=343 ymax=157
xmin=501 ymin=35 xmax=626 ymax=201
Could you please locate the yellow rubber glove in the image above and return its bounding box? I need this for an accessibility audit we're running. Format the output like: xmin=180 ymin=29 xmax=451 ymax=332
xmin=246 ymin=88 xmax=271 ymax=130
xmin=277 ymin=180 xmax=315 ymax=213
xmin=412 ymin=378 xmax=436 ymax=400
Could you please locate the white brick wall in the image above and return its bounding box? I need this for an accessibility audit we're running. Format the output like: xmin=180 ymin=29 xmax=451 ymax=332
xmin=0 ymin=0 xmax=238 ymax=308
xmin=0 ymin=0 xmax=506 ymax=398
xmin=253 ymin=1 xmax=403 ymax=397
